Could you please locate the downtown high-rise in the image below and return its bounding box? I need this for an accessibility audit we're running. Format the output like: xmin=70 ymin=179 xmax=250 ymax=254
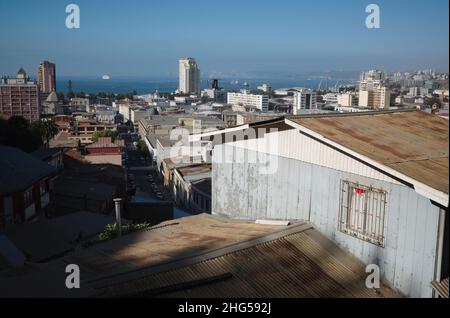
xmin=37 ymin=60 xmax=56 ymax=94
xmin=358 ymin=70 xmax=390 ymax=109
xmin=179 ymin=58 xmax=200 ymax=95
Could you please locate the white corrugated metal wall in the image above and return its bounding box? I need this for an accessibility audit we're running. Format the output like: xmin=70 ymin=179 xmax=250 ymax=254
xmin=212 ymin=142 xmax=440 ymax=298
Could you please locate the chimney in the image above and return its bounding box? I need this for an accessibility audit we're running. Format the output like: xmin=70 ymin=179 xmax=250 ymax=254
xmin=113 ymin=198 xmax=123 ymax=237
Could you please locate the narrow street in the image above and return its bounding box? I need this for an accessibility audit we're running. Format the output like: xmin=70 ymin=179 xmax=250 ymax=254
xmin=120 ymin=129 xmax=168 ymax=203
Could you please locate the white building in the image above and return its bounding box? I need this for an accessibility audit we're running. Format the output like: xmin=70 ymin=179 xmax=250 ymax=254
xmin=293 ymin=89 xmax=317 ymax=115
xmin=70 ymin=98 xmax=90 ymax=113
xmin=118 ymin=103 xmax=132 ymax=121
xmin=96 ymin=110 xmax=116 ymax=124
xmin=130 ymin=108 xmax=154 ymax=124
xmin=359 ymin=86 xmax=390 ymax=109
xmin=408 ymin=87 xmax=421 ymax=97
xmin=257 ymin=84 xmax=272 ymax=93
xmin=323 ymin=93 xmax=339 ymax=105
xmin=179 ymin=58 xmax=200 ymax=95
xmin=359 ymin=70 xmax=390 ymax=109
xmin=227 ymin=91 xmax=269 ymax=113
xmin=337 ymin=93 xmax=356 ymax=107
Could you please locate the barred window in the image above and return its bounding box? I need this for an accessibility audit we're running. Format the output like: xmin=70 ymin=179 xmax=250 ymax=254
xmin=339 ymin=180 xmax=388 ymax=247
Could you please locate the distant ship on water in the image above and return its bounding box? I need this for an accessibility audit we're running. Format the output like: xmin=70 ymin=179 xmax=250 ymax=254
xmin=102 ymin=74 xmax=111 ymax=80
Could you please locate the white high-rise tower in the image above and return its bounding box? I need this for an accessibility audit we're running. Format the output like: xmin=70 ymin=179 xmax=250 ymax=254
xmin=179 ymin=58 xmax=200 ymax=95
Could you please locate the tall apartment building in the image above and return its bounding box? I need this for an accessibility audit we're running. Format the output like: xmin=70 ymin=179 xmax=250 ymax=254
xmin=337 ymin=93 xmax=357 ymax=107
xmin=179 ymin=58 xmax=200 ymax=95
xmin=0 ymin=68 xmax=40 ymax=123
xmin=293 ymin=89 xmax=317 ymax=115
xmin=360 ymin=69 xmax=385 ymax=83
xmin=227 ymin=91 xmax=269 ymax=113
xmin=358 ymin=70 xmax=390 ymax=109
xmin=37 ymin=61 xmax=56 ymax=94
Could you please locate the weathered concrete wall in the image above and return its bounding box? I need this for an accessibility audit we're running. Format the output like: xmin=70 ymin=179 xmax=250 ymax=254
xmin=212 ymin=144 xmax=440 ymax=298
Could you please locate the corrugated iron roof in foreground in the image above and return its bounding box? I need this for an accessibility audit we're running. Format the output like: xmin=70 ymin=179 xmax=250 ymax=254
xmin=432 ymin=277 xmax=449 ymax=298
xmin=286 ymin=110 xmax=449 ymax=202
xmin=93 ymin=215 xmax=401 ymax=298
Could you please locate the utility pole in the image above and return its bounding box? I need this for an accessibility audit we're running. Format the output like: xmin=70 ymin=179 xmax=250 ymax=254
xmin=114 ymin=198 xmax=123 ymax=237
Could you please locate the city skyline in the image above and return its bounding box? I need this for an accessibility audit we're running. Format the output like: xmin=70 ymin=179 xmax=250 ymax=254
xmin=0 ymin=0 xmax=448 ymax=77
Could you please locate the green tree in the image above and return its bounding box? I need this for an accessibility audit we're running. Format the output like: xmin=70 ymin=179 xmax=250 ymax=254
xmin=137 ymin=140 xmax=151 ymax=160
xmin=0 ymin=116 xmax=43 ymax=152
xmin=32 ymin=120 xmax=59 ymax=145
xmin=92 ymin=130 xmax=119 ymax=142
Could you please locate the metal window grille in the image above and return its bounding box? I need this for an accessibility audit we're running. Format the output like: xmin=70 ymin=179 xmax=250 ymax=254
xmin=339 ymin=180 xmax=388 ymax=247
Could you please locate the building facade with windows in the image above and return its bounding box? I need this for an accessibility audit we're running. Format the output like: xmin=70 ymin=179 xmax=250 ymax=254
xmin=227 ymin=91 xmax=269 ymax=113
xmin=179 ymin=57 xmax=200 ymax=95
xmin=358 ymin=70 xmax=390 ymax=109
xmin=172 ymin=164 xmax=212 ymax=214
xmin=212 ymin=110 xmax=449 ymax=298
xmin=37 ymin=61 xmax=56 ymax=94
xmin=0 ymin=68 xmax=40 ymax=123
xmin=293 ymin=89 xmax=317 ymax=114
xmin=0 ymin=146 xmax=57 ymax=229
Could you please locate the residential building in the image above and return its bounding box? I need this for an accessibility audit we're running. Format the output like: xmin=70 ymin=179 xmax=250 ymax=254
xmin=32 ymin=147 xmax=64 ymax=170
xmin=130 ymin=107 xmax=155 ymax=124
xmin=70 ymin=98 xmax=90 ymax=113
xmin=0 ymin=146 xmax=57 ymax=229
xmin=359 ymin=86 xmax=390 ymax=109
xmin=179 ymin=57 xmax=200 ymax=95
xmin=337 ymin=93 xmax=356 ymax=107
xmin=72 ymin=121 xmax=116 ymax=144
xmin=161 ymin=156 xmax=203 ymax=189
xmin=323 ymin=93 xmax=339 ymax=105
xmin=37 ymin=61 xmax=56 ymax=94
xmin=85 ymin=137 xmax=124 ymax=166
xmin=293 ymin=89 xmax=317 ymax=114
xmin=96 ymin=110 xmax=116 ymax=124
xmin=117 ymin=102 xmax=149 ymax=122
xmin=0 ymin=68 xmax=40 ymax=123
xmin=41 ymin=90 xmax=59 ymax=115
xmin=227 ymin=91 xmax=269 ymax=113
xmin=212 ymin=110 xmax=449 ymax=298
xmin=138 ymin=115 xmax=225 ymax=140
xmin=359 ymin=70 xmax=390 ymax=109
xmin=360 ymin=69 xmax=385 ymax=82
xmin=408 ymin=87 xmax=421 ymax=97
xmin=172 ymin=164 xmax=212 ymax=213
xmin=48 ymin=162 xmax=126 ymax=216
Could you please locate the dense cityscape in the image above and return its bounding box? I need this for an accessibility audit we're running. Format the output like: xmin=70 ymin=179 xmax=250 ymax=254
xmin=0 ymin=0 xmax=448 ymax=304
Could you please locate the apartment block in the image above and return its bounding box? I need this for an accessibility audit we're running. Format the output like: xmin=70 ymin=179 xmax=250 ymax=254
xmin=0 ymin=68 xmax=40 ymax=123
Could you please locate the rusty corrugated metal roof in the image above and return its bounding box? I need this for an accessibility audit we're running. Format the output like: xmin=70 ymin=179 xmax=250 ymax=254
xmin=93 ymin=216 xmax=401 ymax=298
xmin=288 ymin=110 xmax=449 ymax=194
xmin=0 ymin=214 xmax=403 ymax=298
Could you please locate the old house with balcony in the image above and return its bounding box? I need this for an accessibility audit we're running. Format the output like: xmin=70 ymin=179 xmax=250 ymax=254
xmin=0 ymin=146 xmax=57 ymax=229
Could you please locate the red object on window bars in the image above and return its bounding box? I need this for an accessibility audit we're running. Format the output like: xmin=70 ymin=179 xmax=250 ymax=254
xmin=355 ymin=188 xmax=366 ymax=195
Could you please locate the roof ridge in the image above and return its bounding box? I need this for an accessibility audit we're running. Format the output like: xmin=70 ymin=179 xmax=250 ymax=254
xmin=287 ymin=108 xmax=418 ymax=120
xmin=86 ymin=222 xmax=312 ymax=290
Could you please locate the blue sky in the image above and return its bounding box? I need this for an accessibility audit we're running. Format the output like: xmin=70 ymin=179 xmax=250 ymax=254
xmin=0 ymin=0 xmax=448 ymax=77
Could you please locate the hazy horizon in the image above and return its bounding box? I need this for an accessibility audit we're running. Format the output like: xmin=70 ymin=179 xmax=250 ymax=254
xmin=0 ymin=0 xmax=448 ymax=77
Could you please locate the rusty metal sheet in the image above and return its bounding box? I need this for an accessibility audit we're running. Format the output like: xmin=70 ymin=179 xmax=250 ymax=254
xmin=289 ymin=111 xmax=449 ymax=194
